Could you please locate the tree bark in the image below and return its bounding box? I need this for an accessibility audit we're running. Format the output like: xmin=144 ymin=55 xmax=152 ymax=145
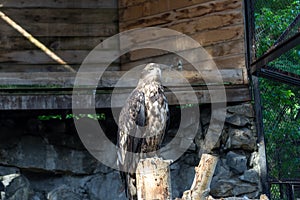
xmin=136 ymin=157 xmax=172 ymax=200
xmin=177 ymin=154 xmax=219 ymax=200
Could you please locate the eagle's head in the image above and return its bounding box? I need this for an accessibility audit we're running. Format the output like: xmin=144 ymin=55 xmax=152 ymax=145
xmin=139 ymin=63 xmax=162 ymax=83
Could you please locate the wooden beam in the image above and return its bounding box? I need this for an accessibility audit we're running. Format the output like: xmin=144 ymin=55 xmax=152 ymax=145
xmin=251 ymin=32 xmax=300 ymax=74
xmin=119 ymin=0 xmax=240 ymax=22
xmin=0 ymin=0 xmax=118 ymax=8
xmin=0 ymin=50 xmax=119 ymax=64
xmin=0 ymin=36 xmax=118 ymax=51
xmin=124 ymin=39 xmax=245 ymax=63
xmin=121 ymin=54 xmax=245 ymax=71
xmin=260 ymin=66 xmax=300 ymax=87
xmin=0 ymin=64 xmax=120 ymax=73
xmin=0 ymin=70 xmax=246 ymax=89
xmin=0 ymin=86 xmax=250 ymax=110
xmin=120 ymin=10 xmax=243 ymax=32
xmin=0 ymin=22 xmax=118 ymax=37
xmin=0 ymin=8 xmax=118 ymax=24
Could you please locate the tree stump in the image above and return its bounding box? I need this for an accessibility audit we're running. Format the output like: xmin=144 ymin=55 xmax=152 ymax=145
xmin=177 ymin=154 xmax=219 ymax=200
xmin=136 ymin=157 xmax=172 ymax=200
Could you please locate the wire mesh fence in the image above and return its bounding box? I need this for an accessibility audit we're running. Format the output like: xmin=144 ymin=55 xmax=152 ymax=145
xmin=268 ymin=46 xmax=300 ymax=75
xmin=253 ymin=0 xmax=300 ymax=57
xmin=251 ymin=0 xmax=300 ymax=199
xmin=259 ymin=78 xmax=300 ymax=199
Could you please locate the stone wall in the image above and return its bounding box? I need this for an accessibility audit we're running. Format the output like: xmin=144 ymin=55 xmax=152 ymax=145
xmin=0 ymin=102 xmax=262 ymax=199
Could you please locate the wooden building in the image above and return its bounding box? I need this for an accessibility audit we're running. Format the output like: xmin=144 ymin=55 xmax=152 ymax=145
xmin=0 ymin=1 xmax=269 ymax=199
xmin=0 ymin=0 xmax=251 ymax=110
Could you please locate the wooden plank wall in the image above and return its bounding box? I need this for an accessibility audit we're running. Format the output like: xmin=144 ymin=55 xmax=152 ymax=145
xmin=119 ymin=0 xmax=248 ymax=85
xmin=0 ymin=0 xmax=119 ymax=72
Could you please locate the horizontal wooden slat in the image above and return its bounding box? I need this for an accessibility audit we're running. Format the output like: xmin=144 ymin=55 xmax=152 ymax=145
xmin=119 ymin=0 xmax=213 ymax=9
xmin=125 ymin=39 xmax=244 ymax=62
xmin=0 ymin=0 xmax=118 ymax=8
xmin=0 ymin=54 xmax=245 ymax=72
xmin=0 ymin=50 xmax=119 ymax=64
xmin=120 ymin=9 xmax=242 ymax=32
xmin=0 ymin=8 xmax=118 ymax=24
xmin=0 ymin=36 xmax=118 ymax=50
xmin=121 ymin=54 xmax=246 ymax=71
xmin=0 ymin=22 xmax=117 ymax=37
xmin=0 ymin=69 xmax=245 ymax=89
xmin=0 ymin=64 xmax=120 ymax=72
xmin=119 ymin=25 xmax=244 ymax=54
xmin=119 ymin=0 xmax=241 ymax=22
xmin=193 ymin=24 xmax=244 ymax=46
xmin=0 ymin=86 xmax=250 ymax=110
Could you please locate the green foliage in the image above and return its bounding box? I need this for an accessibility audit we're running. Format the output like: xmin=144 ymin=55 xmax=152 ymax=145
xmin=254 ymin=0 xmax=300 ymax=56
xmin=255 ymin=0 xmax=300 ymax=183
xmin=38 ymin=113 xmax=106 ymax=121
xmin=261 ymin=79 xmax=300 ymax=179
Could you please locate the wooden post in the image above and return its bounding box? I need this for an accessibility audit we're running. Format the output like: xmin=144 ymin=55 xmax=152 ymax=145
xmin=177 ymin=154 xmax=219 ymax=200
xmin=136 ymin=157 xmax=172 ymax=200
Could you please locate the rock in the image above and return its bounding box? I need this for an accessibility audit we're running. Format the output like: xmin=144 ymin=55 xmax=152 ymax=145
xmin=200 ymin=107 xmax=211 ymax=126
xmin=203 ymin=122 xmax=223 ymax=152
xmin=226 ymin=128 xmax=257 ymax=151
xmin=171 ymin=164 xmax=195 ymax=198
xmin=249 ymin=152 xmax=260 ymax=171
xmin=180 ymin=107 xmax=199 ymax=129
xmin=47 ymin=185 xmax=82 ymax=200
xmin=93 ymin=163 xmax=114 ymax=174
xmin=210 ymin=179 xmax=235 ymax=197
xmin=239 ymin=169 xmax=260 ymax=184
xmin=182 ymin=153 xmax=199 ymax=166
xmin=232 ymin=183 xmax=258 ymax=196
xmin=2 ymin=174 xmax=32 ymax=200
xmin=170 ymin=162 xmax=180 ymax=170
xmin=179 ymin=137 xmax=195 ymax=151
xmin=0 ymin=181 xmax=4 ymax=191
xmin=226 ymin=114 xmax=250 ymax=127
xmin=85 ymin=171 xmax=126 ymax=200
xmin=0 ymin=135 xmax=98 ymax=174
xmin=212 ymin=159 xmax=232 ymax=181
xmin=226 ymin=151 xmax=247 ymax=174
xmin=227 ymin=104 xmax=254 ymax=118
xmin=0 ymin=166 xmax=20 ymax=176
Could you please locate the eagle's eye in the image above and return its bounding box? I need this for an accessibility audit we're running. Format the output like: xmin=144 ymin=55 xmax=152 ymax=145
xmin=148 ymin=66 xmax=154 ymax=71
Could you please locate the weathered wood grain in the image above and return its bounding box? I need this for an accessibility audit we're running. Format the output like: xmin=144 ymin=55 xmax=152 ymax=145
xmin=0 ymin=86 xmax=250 ymax=110
xmin=193 ymin=24 xmax=244 ymax=46
xmin=0 ymin=63 xmax=120 ymax=72
xmin=0 ymin=69 xmax=245 ymax=89
xmin=120 ymin=9 xmax=242 ymax=32
xmin=119 ymin=25 xmax=244 ymax=56
xmin=119 ymin=0 xmax=241 ymax=22
xmin=0 ymin=8 xmax=118 ymax=24
xmin=119 ymin=0 xmax=213 ymax=9
xmin=0 ymin=36 xmax=118 ymax=50
xmin=179 ymin=154 xmax=219 ymax=200
xmin=125 ymin=39 xmax=244 ymax=62
xmin=121 ymin=53 xmax=245 ymax=71
xmin=0 ymin=50 xmax=119 ymax=64
xmin=0 ymin=0 xmax=118 ymax=8
xmin=136 ymin=158 xmax=172 ymax=200
xmin=0 ymin=22 xmax=117 ymax=37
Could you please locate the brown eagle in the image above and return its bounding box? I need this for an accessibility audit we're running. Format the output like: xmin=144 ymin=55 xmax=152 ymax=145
xmin=117 ymin=63 xmax=169 ymax=200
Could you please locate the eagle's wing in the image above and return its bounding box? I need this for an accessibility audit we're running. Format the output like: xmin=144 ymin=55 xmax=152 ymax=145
xmin=117 ymin=89 xmax=146 ymax=199
xmin=117 ymin=89 xmax=146 ymax=170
